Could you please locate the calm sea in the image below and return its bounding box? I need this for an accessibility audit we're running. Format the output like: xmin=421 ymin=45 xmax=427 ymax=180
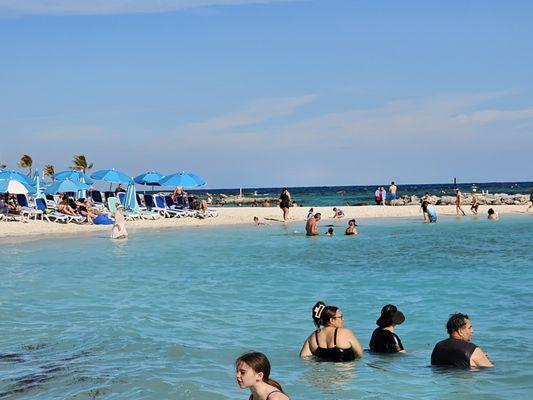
xmin=1 ymin=215 xmax=532 ymax=399
xmin=190 ymin=181 xmax=533 ymax=206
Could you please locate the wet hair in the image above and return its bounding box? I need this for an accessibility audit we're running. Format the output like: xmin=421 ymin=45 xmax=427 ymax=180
xmin=314 ymin=213 xmax=321 ymax=218
xmin=235 ymin=352 xmax=284 ymax=392
xmin=311 ymin=301 xmax=339 ymax=328
xmin=253 ymin=216 xmax=259 ymax=221
xmin=348 ymin=219 xmax=356 ymax=225
xmin=488 ymin=208 xmax=495 ymax=215
xmin=391 ymin=181 xmax=395 ymax=185
xmin=446 ymin=313 xmax=469 ymax=335
xmin=327 ymin=227 xmax=334 ymax=234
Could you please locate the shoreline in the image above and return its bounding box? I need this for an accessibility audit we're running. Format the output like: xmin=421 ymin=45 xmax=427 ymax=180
xmin=1 ymin=204 xmax=530 ymax=242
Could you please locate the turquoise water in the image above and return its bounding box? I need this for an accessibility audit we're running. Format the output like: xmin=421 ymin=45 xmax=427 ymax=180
xmin=1 ymin=215 xmax=532 ymax=399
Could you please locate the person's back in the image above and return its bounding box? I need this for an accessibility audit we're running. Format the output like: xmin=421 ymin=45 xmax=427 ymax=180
xmin=431 ymin=313 xmax=493 ymax=368
xmin=431 ymin=337 xmax=477 ymax=368
xmin=306 ymin=213 xmax=320 ymax=236
xmin=369 ymin=328 xmax=404 ymax=353
xmin=313 ymin=327 xmax=355 ymax=361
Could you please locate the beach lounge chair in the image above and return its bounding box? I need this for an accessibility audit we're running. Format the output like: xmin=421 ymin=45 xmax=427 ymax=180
xmin=16 ymin=194 xmax=44 ymax=220
xmin=154 ymin=195 xmax=186 ymax=218
xmin=143 ymin=194 xmax=169 ymax=217
xmin=164 ymin=195 xmax=195 ymax=217
xmin=104 ymin=191 xmax=115 ymax=202
xmin=35 ymin=198 xmax=69 ymax=223
xmin=107 ymin=197 xmax=141 ymax=221
xmin=116 ymin=192 xmax=159 ymax=220
xmin=89 ymin=190 xmax=106 ymax=210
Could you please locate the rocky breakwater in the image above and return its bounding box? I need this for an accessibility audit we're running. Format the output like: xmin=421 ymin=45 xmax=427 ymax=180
xmin=395 ymin=193 xmax=530 ymax=206
xmin=213 ymin=194 xmax=279 ymax=206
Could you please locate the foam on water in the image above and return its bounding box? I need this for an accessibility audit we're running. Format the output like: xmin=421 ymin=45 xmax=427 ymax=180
xmin=1 ymin=215 xmax=532 ymax=399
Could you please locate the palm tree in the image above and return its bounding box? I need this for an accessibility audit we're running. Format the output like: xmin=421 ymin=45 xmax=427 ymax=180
xmin=43 ymin=164 xmax=55 ymax=180
xmin=70 ymin=154 xmax=93 ymax=173
xmin=18 ymin=154 xmax=33 ymax=176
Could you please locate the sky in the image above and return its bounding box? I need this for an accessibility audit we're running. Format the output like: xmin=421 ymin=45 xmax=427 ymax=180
xmin=0 ymin=0 xmax=532 ymax=189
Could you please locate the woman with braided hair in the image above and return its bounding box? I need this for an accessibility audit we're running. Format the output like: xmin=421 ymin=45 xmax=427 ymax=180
xmin=299 ymin=301 xmax=363 ymax=362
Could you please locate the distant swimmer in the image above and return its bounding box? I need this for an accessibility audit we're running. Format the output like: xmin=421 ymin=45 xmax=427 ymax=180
xmin=300 ymin=301 xmax=363 ymax=362
xmin=111 ymin=204 xmax=128 ymax=239
xmin=369 ymin=305 xmax=405 ymax=353
xmin=305 ymin=213 xmax=321 ymax=236
xmin=470 ymin=190 xmax=479 ymax=215
xmin=235 ymin=352 xmax=289 ymax=400
xmin=325 ymin=227 xmax=334 ymax=236
xmin=455 ymin=188 xmax=466 ymax=216
xmin=253 ymin=216 xmax=270 ymax=226
xmin=279 ymin=188 xmax=292 ymax=222
xmin=345 ymin=219 xmax=358 ymax=235
xmin=389 ymin=181 xmax=398 ymax=205
xmin=488 ymin=208 xmax=499 ymax=220
xmin=431 ymin=313 xmax=494 ymax=368
xmin=332 ymin=207 xmax=345 ymax=218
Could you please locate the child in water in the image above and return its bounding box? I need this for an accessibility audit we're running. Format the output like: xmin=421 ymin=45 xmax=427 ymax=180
xmin=325 ymin=227 xmax=335 ymax=236
xmin=253 ymin=216 xmax=270 ymax=226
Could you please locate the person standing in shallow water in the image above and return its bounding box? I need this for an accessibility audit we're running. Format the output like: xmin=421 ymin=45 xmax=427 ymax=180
xmin=235 ymin=352 xmax=289 ymax=400
xmin=111 ymin=204 xmax=128 ymax=239
xmin=300 ymin=301 xmax=363 ymax=361
xmin=305 ymin=213 xmax=321 ymax=236
xmin=369 ymin=305 xmax=405 ymax=353
xmin=431 ymin=313 xmax=494 ymax=368
xmin=279 ymin=188 xmax=291 ymax=222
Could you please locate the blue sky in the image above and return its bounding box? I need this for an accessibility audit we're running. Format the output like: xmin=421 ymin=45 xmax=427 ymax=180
xmin=1 ymin=0 xmax=532 ymax=188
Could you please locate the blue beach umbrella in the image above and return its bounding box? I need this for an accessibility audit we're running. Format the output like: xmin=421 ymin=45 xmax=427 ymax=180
xmin=45 ymin=179 xmax=90 ymax=195
xmin=134 ymin=171 xmax=164 ymax=185
xmin=54 ymin=170 xmax=94 ymax=184
xmin=91 ymin=168 xmax=133 ymax=184
xmin=0 ymin=178 xmax=36 ymax=194
xmin=124 ymin=182 xmax=138 ymax=210
xmin=159 ymin=172 xmax=206 ymax=188
xmin=0 ymin=170 xmax=36 ymax=186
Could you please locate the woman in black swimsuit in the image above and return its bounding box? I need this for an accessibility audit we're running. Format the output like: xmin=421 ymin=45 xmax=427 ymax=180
xmin=300 ymin=301 xmax=363 ymax=362
xmin=369 ymin=304 xmax=405 ymax=353
xmin=235 ymin=352 xmax=289 ymax=400
xmin=279 ymin=188 xmax=291 ymax=222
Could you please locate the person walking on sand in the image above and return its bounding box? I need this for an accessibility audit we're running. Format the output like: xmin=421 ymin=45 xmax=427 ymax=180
xmin=279 ymin=188 xmax=291 ymax=222
xmin=306 ymin=213 xmax=321 ymax=236
xmin=431 ymin=313 xmax=494 ymax=368
xmin=111 ymin=204 xmax=128 ymax=239
xmin=455 ymin=188 xmax=466 ymax=216
xmin=389 ymin=182 xmax=398 ymax=205
xmin=470 ymin=190 xmax=479 ymax=215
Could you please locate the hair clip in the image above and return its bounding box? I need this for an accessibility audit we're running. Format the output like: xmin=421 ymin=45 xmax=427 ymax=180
xmin=314 ymin=304 xmax=325 ymax=319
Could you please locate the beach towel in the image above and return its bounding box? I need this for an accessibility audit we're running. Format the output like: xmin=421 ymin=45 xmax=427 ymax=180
xmin=93 ymin=215 xmax=114 ymax=225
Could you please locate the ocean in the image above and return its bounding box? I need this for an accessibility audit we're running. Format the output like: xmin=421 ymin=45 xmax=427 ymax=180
xmin=190 ymin=181 xmax=533 ymax=206
xmin=1 ymin=215 xmax=532 ymax=399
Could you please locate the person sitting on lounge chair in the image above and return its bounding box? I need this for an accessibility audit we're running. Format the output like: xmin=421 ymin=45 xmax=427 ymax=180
xmin=58 ymin=195 xmax=78 ymax=216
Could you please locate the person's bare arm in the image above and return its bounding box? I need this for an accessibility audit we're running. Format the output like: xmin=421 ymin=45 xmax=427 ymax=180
xmin=471 ymin=347 xmax=494 ymax=367
xmin=347 ymin=329 xmax=363 ymax=358
xmin=299 ymin=336 xmax=313 ymax=358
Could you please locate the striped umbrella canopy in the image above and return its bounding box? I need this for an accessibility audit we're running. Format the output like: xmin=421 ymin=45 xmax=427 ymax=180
xmin=0 ymin=178 xmax=36 ymax=194
xmin=45 ymin=179 xmax=90 ymax=195
xmin=124 ymin=182 xmax=138 ymax=210
xmin=0 ymin=170 xmax=36 ymax=186
xmin=54 ymin=170 xmax=94 ymax=184
xmin=159 ymin=172 xmax=206 ymax=188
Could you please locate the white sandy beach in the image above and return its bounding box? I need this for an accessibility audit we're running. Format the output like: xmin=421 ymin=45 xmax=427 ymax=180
xmin=1 ymin=204 xmax=528 ymax=241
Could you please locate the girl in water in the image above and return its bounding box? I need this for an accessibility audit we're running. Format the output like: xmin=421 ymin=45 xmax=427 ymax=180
xmin=300 ymin=301 xmax=363 ymax=361
xmin=235 ymin=352 xmax=289 ymax=400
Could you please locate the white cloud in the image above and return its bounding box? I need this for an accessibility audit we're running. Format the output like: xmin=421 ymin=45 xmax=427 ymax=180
xmin=0 ymin=0 xmax=298 ymax=16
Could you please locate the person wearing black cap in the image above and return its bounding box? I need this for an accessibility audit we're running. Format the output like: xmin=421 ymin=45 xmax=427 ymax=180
xmin=369 ymin=304 xmax=405 ymax=353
